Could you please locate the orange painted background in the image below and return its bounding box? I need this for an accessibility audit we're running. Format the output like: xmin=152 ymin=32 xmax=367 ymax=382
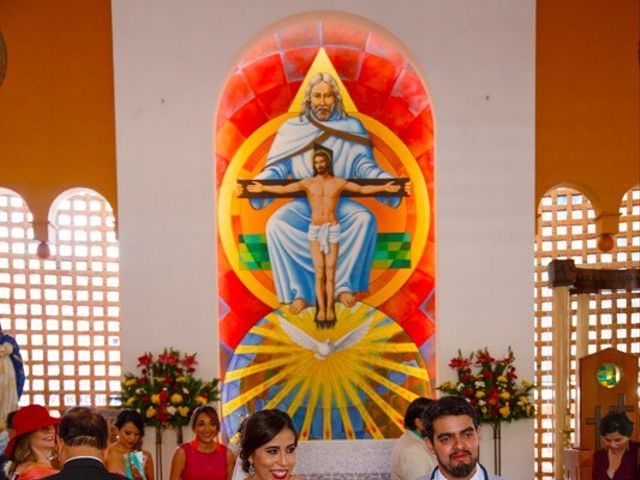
xmin=0 ymin=0 xmax=117 ymax=241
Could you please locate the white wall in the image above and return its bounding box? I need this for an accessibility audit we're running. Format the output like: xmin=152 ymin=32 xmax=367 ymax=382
xmin=112 ymin=1 xmax=535 ymax=477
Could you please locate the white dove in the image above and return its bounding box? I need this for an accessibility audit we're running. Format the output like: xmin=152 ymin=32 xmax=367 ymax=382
xmin=279 ymin=317 xmax=372 ymax=360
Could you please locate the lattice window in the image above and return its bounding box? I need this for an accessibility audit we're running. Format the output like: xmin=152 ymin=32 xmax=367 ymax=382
xmin=533 ymin=185 xmax=640 ymax=480
xmin=0 ymin=188 xmax=121 ymax=411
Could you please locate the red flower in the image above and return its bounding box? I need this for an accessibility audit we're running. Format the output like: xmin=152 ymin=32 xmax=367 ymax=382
xmin=182 ymin=354 xmax=198 ymax=368
xmin=157 ymin=411 xmax=171 ymax=422
xmin=140 ymin=395 xmax=150 ymax=403
xmin=482 ymin=371 xmax=493 ymax=379
xmin=158 ymin=353 xmax=178 ymax=365
xmin=449 ymin=357 xmax=470 ymax=370
xmin=476 ymin=350 xmax=495 ymax=365
xmin=137 ymin=354 xmax=153 ymax=367
xmin=460 ymin=373 xmax=472 ymax=382
xmin=159 ymin=391 xmax=170 ymax=404
xmin=487 ymin=388 xmax=500 ymax=405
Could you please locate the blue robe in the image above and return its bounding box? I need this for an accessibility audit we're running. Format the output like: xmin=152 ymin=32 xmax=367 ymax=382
xmin=0 ymin=333 xmax=24 ymax=397
xmin=250 ymin=110 xmax=400 ymax=305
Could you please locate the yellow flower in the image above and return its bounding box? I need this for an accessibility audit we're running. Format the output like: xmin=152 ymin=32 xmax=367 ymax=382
xmin=170 ymin=393 xmax=183 ymax=404
xmin=480 ymin=406 xmax=488 ymax=415
xmin=178 ymin=406 xmax=190 ymax=417
xmin=496 ymin=375 xmax=508 ymax=383
xmin=475 ymin=390 xmax=485 ymax=399
xmin=125 ymin=378 xmax=137 ymax=387
xmin=196 ymin=396 xmax=207 ymax=406
xmin=151 ymin=394 xmax=161 ymax=404
xmin=518 ymin=395 xmax=528 ymax=405
xmin=146 ymin=406 xmax=157 ymax=418
xmin=126 ymin=397 xmax=135 ymax=406
xmin=525 ymin=405 xmax=533 ymax=415
xmin=176 ymin=376 xmax=188 ymax=383
xmin=499 ymin=406 xmax=510 ymax=418
xmin=500 ymin=391 xmax=510 ymax=400
xmin=441 ymin=381 xmax=454 ymax=390
xmin=522 ymin=380 xmax=533 ymax=388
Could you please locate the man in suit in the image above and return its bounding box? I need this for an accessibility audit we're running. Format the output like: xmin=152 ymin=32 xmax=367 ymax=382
xmin=420 ymin=396 xmax=504 ymax=480
xmin=42 ymin=406 xmax=127 ymax=480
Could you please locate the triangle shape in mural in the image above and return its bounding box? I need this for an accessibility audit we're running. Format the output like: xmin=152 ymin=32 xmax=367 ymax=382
xmin=288 ymin=47 xmax=358 ymax=114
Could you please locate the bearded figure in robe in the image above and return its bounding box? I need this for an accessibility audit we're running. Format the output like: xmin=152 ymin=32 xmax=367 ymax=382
xmin=248 ymin=72 xmax=403 ymax=314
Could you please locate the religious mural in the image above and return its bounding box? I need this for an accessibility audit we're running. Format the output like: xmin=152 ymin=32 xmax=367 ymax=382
xmin=216 ymin=18 xmax=435 ymax=440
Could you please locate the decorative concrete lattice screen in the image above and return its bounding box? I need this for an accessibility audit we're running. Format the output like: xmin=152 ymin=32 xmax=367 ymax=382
xmin=0 ymin=188 xmax=121 ymax=411
xmin=533 ymin=185 xmax=640 ymax=479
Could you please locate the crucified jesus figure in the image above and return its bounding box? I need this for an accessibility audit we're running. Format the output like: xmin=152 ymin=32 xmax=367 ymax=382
xmin=245 ymin=150 xmax=403 ymax=328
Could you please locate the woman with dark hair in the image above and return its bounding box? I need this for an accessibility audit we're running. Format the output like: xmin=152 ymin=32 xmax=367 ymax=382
xmin=592 ymin=412 xmax=639 ymax=480
xmin=239 ymin=409 xmax=302 ymax=480
xmin=169 ymin=406 xmax=234 ymax=480
xmin=105 ymin=409 xmax=154 ymax=480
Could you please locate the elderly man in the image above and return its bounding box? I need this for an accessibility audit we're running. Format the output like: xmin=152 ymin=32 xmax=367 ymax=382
xmin=249 ymin=72 xmax=403 ymax=314
xmin=42 ymin=407 xmax=127 ymax=480
xmin=421 ymin=397 xmax=504 ymax=480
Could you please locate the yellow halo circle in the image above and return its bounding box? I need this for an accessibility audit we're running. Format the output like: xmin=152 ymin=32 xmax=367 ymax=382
xmin=217 ymin=112 xmax=429 ymax=309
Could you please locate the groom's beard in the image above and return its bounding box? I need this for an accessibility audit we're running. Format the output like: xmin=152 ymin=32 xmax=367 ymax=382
xmin=437 ymin=448 xmax=478 ymax=478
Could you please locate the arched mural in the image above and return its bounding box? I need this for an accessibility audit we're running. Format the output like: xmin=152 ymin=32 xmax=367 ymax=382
xmin=216 ymin=16 xmax=435 ymax=440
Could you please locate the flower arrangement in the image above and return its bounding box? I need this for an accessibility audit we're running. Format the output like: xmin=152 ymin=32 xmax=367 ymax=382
xmin=437 ymin=347 xmax=535 ymax=425
xmin=120 ymin=348 xmax=220 ymax=428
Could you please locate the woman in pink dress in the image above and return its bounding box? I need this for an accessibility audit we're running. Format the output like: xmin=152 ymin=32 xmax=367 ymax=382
xmin=4 ymin=405 xmax=59 ymax=480
xmin=169 ymin=406 xmax=234 ymax=480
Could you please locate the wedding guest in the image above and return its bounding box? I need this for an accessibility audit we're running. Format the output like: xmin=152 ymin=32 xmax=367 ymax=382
xmin=41 ymin=406 xmax=126 ymax=480
xmin=390 ymin=398 xmax=437 ymax=480
xmin=592 ymin=412 xmax=639 ymax=480
xmin=5 ymin=405 xmax=59 ymax=480
xmin=239 ymin=409 xmax=303 ymax=480
xmin=0 ymin=410 xmax=17 ymax=480
xmin=105 ymin=410 xmax=154 ymax=480
xmin=229 ymin=417 xmax=248 ymax=480
xmin=169 ymin=406 xmax=234 ymax=480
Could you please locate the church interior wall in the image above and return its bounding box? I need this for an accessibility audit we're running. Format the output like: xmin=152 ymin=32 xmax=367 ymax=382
xmin=4 ymin=0 xmax=637 ymax=477
xmin=111 ymin=1 xmax=535 ymax=477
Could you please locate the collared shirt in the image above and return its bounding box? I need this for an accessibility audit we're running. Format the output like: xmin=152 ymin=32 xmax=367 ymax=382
xmin=64 ymin=455 xmax=104 ymax=465
xmin=426 ymin=463 xmax=499 ymax=480
xmin=433 ymin=467 xmax=483 ymax=480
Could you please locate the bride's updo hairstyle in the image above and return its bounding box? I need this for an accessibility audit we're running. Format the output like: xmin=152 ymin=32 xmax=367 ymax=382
xmin=239 ymin=409 xmax=298 ymax=473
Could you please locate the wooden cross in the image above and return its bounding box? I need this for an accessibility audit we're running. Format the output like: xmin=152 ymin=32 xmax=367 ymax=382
xmin=237 ymin=178 xmax=410 ymax=199
xmin=586 ymin=395 xmax=635 ymax=450
xmin=586 ymin=405 xmax=603 ymax=450
xmin=608 ymin=393 xmax=634 ymax=415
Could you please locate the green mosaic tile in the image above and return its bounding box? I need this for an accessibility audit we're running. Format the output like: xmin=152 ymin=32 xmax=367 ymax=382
xmin=238 ymin=232 xmax=411 ymax=270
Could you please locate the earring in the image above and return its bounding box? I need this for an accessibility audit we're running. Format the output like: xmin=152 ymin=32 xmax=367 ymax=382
xmin=249 ymin=463 xmax=255 ymax=475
